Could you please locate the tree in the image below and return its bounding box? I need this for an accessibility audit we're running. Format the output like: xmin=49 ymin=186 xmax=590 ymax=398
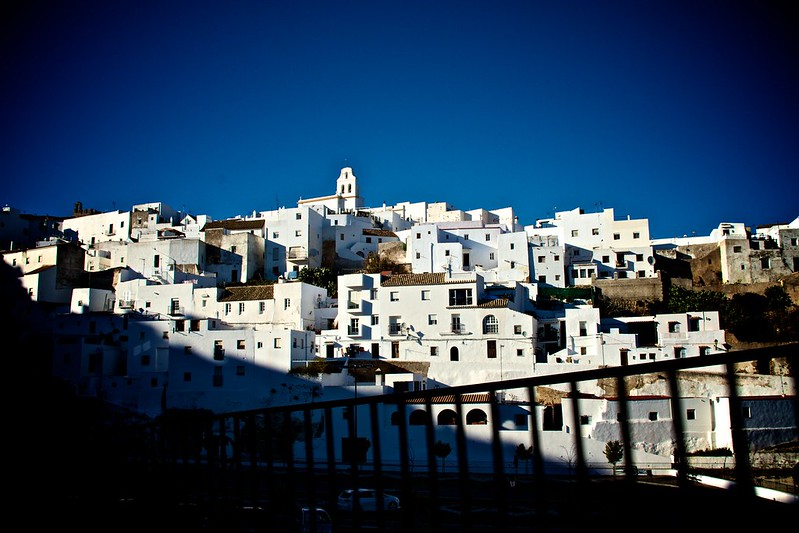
xmin=297 ymin=266 xmax=338 ymax=297
xmin=433 ymin=440 xmax=452 ymax=473
xmin=604 ymin=440 xmax=624 ymax=477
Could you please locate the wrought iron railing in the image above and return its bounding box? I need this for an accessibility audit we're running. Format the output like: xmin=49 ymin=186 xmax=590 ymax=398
xmin=108 ymin=344 xmax=798 ymax=531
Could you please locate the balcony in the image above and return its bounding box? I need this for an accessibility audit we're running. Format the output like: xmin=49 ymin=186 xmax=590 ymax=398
xmin=389 ymin=323 xmax=403 ymax=335
xmin=287 ymin=246 xmax=308 ymax=262
xmin=450 ymin=323 xmax=467 ymax=334
xmin=117 ymin=300 xmax=134 ymax=309
xmin=347 ymin=326 xmax=361 ymax=337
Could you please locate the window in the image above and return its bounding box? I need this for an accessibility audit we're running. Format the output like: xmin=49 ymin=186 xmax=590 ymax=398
xmin=236 ymin=365 xmax=245 ymax=376
xmin=296 ymin=212 xmax=302 ymax=220
xmin=339 ymin=234 xmax=344 ymax=241
xmin=284 ymin=298 xmax=291 ymax=309
xmin=416 ymin=232 xmax=421 ymax=239
xmin=733 ymin=245 xmax=742 ymax=253
xmin=213 ymin=367 xmax=223 ymax=387
xmin=349 ymin=318 xmax=359 ymax=336
xmin=371 ymin=315 xmax=379 ymax=325
xmin=421 ymin=290 xmax=430 ymax=300
xmin=633 ymin=232 xmax=640 ymax=239
xmin=259 ymin=302 xmax=265 ymax=314
xmin=538 ymin=275 xmax=546 ymax=283
xmin=274 ymin=338 xmax=282 ymax=349
xmin=390 ymin=291 xmax=399 ymax=301
xmin=428 ymin=314 xmax=437 ymax=325
xmin=415 ymin=252 xmax=421 ymax=259
xmin=792 ymin=238 xmax=798 ymax=246
xmin=183 ymin=372 xmax=191 ymax=382
xmin=537 ymin=256 xmax=545 ymax=263
xmin=238 ymin=302 xmax=245 ymax=314
xmin=485 ymin=234 xmax=490 ymax=241
xmin=141 ymin=355 xmax=151 ymax=366
xmin=602 ymin=255 xmax=610 ymax=263
xmin=579 ymin=321 xmax=587 ymax=336
xmin=592 ymin=228 xmax=599 ymax=235
xmin=449 ymin=288 xmax=473 ymax=306
xmin=365 ymin=237 xmax=372 ymax=243
xmin=580 ymin=415 xmax=592 ymax=425
xmin=489 ymin=252 xmax=495 ymax=260
xmin=510 ymin=261 xmax=515 ymax=268
xmin=370 ymin=289 xmax=378 ymax=300
xmin=214 ymin=340 xmax=224 ymax=360
xmin=686 ymin=409 xmax=696 ymax=420
xmin=571 ymin=230 xmax=578 ymax=237
xmin=237 ymin=339 xmax=245 ymax=349
xmin=257 ymin=341 xmax=263 ymax=348
xmin=225 ymin=303 xmax=232 ymax=315
xmin=675 ymin=347 xmax=686 ymax=358
xmin=510 ymin=243 xmax=515 ymax=250
xmin=648 ymin=412 xmax=658 ymax=421
xmin=295 ymin=230 xmax=302 ymax=237
xmin=760 ymin=257 xmax=770 ymax=269
xmin=184 ymin=346 xmax=192 ymax=354
xmin=430 ymin=346 xmax=438 ymax=356
xmin=230 ymin=245 xmax=237 ymax=253
xmin=635 ymin=254 xmax=643 ymax=261
xmin=668 ymin=321 xmax=681 ymax=333
xmin=272 ymin=248 xmax=279 ymax=261
xmin=742 ymin=406 xmax=752 ymax=419
xmin=580 ymin=347 xmax=587 ymax=355
xmin=273 ymin=231 xmax=279 ymax=238
xmin=466 ymin=409 xmax=487 ymax=425
xmin=514 ymin=325 xmax=522 ymax=334
xmin=483 ymin=315 xmax=499 ymax=334
xmin=444 ymin=250 xmax=450 ymax=256
xmin=438 ymin=409 xmax=457 ymax=425
xmin=613 ymin=233 xmax=620 ymax=240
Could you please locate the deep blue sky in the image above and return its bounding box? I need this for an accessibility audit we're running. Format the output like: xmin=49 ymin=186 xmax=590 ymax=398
xmin=2 ymin=1 xmax=797 ymax=238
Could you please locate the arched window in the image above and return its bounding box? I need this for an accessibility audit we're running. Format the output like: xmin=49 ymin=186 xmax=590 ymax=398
xmin=409 ymin=409 xmax=428 ymax=426
xmin=437 ymin=409 xmax=457 ymax=425
xmin=466 ymin=409 xmax=488 ymax=425
xmin=390 ymin=411 xmax=400 ymax=426
xmin=483 ymin=315 xmax=499 ymax=334
xmin=450 ymin=346 xmax=459 ymax=361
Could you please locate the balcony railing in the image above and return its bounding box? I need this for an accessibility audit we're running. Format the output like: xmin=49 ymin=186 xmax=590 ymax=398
xmin=347 ymin=326 xmax=360 ymax=336
xmin=450 ymin=323 xmax=466 ymax=334
xmin=389 ymin=323 xmax=403 ymax=335
xmin=77 ymin=344 xmax=798 ymax=531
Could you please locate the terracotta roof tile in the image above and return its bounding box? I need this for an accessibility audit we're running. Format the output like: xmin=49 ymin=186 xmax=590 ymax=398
xmin=363 ymin=228 xmax=397 ymax=238
xmin=382 ymin=272 xmax=475 ymax=287
xmin=202 ymin=219 xmax=264 ymax=231
xmin=218 ymin=284 xmax=274 ymax=302
xmin=405 ymin=393 xmax=492 ymax=404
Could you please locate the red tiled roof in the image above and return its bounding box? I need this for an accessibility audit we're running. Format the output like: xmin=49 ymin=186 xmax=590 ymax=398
xmin=218 ymin=284 xmax=274 ymax=302
xmin=382 ymin=272 xmax=475 ymax=287
xmin=363 ymin=228 xmax=397 ymax=238
xmin=405 ymin=393 xmax=492 ymax=404
xmin=201 ymin=219 xmax=264 ymax=231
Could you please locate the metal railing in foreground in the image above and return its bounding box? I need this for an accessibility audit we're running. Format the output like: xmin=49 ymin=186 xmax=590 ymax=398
xmin=117 ymin=344 xmax=798 ymax=531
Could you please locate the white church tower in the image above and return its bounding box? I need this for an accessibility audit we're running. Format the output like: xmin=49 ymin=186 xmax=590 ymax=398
xmin=299 ymin=166 xmax=364 ymax=213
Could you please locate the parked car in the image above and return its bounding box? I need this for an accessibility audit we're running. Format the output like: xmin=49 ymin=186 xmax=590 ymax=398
xmin=298 ymin=507 xmax=332 ymax=533
xmin=337 ymin=488 xmax=400 ymax=512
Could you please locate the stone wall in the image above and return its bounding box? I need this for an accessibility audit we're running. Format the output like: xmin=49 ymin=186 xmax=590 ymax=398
xmin=593 ymin=272 xmax=663 ymax=302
